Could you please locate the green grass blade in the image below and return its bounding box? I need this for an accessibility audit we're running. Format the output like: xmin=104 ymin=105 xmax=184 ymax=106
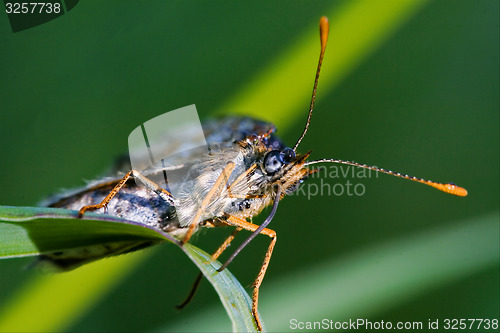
xmin=0 ymin=206 xmax=168 ymax=258
xmin=0 ymin=206 xmax=257 ymax=331
xmin=160 ymin=212 xmax=499 ymax=331
xmin=182 ymin=243 xmax=260 ymax=332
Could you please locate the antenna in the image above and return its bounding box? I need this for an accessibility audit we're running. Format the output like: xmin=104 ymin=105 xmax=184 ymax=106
xmin=305 ymin=159 xmax=468 ymax=196
xmin=293 ymin=16 xmax=329 ymax=151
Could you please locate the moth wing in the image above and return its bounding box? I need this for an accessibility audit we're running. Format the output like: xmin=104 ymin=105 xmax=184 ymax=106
xmin=32 ymin=240 xmax=160 ymax=272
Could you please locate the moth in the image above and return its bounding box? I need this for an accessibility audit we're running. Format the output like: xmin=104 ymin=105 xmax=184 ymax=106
xmin=41 ymin=17 xmax=467 ymax=331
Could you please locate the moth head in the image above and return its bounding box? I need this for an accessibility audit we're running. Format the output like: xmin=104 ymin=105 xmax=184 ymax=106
xmin=260 ymin=146 xmax=314 ymax=196
xmin=262 ymin=148 xmax=295 ymax=176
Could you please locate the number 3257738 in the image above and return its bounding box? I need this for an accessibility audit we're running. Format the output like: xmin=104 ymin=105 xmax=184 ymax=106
xmin=5 ymin=2 xmax=61 ymax=14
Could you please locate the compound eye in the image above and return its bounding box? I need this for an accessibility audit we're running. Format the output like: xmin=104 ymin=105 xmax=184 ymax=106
xmin=281 ymin=147 xmax=295 ymax=164
xmin=263 ymin=150 xmax=283 ymax=175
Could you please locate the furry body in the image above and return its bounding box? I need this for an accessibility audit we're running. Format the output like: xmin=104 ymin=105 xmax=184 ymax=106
xmin=41 ymin=117 xmax=309 ymax=269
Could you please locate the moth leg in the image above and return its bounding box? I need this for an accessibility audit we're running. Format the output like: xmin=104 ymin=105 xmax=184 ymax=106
xmin=78 ymin=169 xmax=173 ymax=217
xmin=181 ymin=162 xmax=235 ymax=245
xmin=210 ymin=227 xmax=242 ymax=261
xmin=176 ymin=227 xmax=242 ymax=310
xmin=175 ymin=272 xmax=203 ymax=310
xmin=224 ymin=215 xmax=277 ymax=332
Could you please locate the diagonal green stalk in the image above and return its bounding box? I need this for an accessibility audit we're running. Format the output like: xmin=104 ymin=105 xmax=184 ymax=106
xmin=217 ymin=0 xmax=430 ymax=131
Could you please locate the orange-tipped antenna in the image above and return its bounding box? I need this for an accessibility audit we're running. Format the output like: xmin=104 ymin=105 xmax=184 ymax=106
xmin=293 ymin=16 xmax=329 ymax=152
xmin=305 ymin=159 xmax=468 ymax=197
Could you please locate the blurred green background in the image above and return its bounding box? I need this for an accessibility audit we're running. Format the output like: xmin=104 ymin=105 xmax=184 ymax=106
xmin=0 ymin=1 xmax=498 ymax=332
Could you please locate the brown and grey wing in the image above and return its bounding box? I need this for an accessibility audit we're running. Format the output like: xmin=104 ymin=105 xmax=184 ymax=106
xmin=46 ymin=179 xmax=179 ymax=231
xmin=203 ymin=116 xmax=285 ymax=150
